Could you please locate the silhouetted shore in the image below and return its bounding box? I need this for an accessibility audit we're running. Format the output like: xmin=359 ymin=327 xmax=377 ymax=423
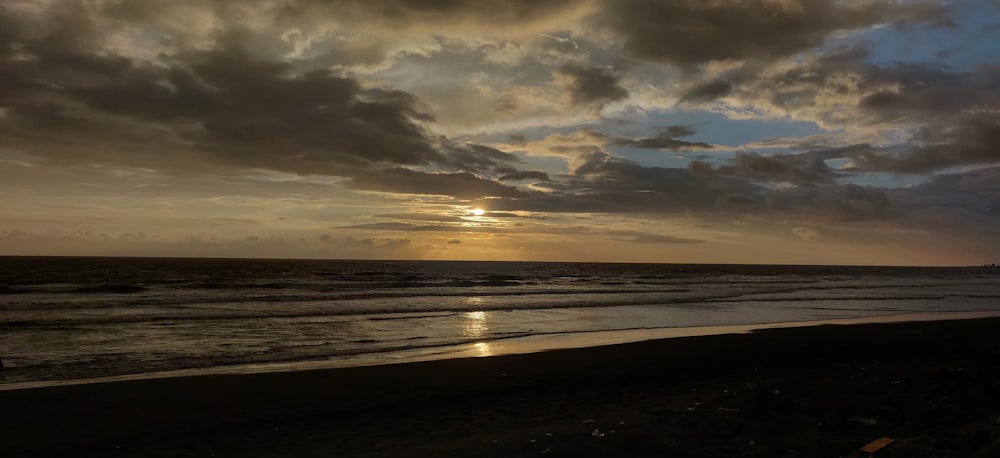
xmin=3 ymin=317 xmax=1000 ymax=457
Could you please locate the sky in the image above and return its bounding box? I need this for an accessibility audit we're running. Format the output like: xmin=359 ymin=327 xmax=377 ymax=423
xmin=1 ymin=0 xmax=999 ymax=265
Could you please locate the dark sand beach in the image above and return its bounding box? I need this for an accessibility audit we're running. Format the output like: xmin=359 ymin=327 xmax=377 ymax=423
xmin=4 ymin=317 xmax=1000 ymax=457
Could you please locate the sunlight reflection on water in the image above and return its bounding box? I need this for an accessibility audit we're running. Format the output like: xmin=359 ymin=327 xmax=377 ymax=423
xmin=461 ymin=310 xmax=491 ymax=338
xmin=461 ymin=310 xmax=493 ymax=355
xmin=474 ymin=342 xmax=492 ymax=356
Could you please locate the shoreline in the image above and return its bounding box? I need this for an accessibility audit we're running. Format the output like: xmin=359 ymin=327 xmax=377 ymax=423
xmin=4 ymin=309 xmax=999 ymax=392
xmin=3 ymin=314 xmax=1000 ymax=456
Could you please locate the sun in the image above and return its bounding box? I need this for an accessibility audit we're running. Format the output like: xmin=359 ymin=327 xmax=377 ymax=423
xmin=470 ymin=208 xmax=485 ymax=216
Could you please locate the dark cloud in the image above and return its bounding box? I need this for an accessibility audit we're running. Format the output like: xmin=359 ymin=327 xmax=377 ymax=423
xmin=373 ymin=213 xmax=468 ymax=223
xmin=715 ymin=193 xmax=756 ymax=211
xmin=846 ymin=114 xmax=1000 ymax=174
xmin=99 ymin=0 xmax=588 ymax=40
xmin=1 ymin=0 xmax=991 ymax=245
xmin=338 ymin=221 xmax=525 ymax=233
xmin=559 ymin=65 xmax=628 ymax=107
xmin=680 ymin=80 xmax=732 ymax=103
xmin=312 ymin=0 xmax=585 ymax=25
xmin=660 ymin=125 xmax=696 ymax=138
xmin=448 ymin=144 xmax=905 ymax=224
xmin=481 ymin=212 xmax=527 ymax=218
xmin=499 ymin=170 xmax=551 ymax=182
xmin=440 ymin=140 xmax=522 ymax=175
xmin=572 ymin=152 xmax=714 ymax=192
xmin=95 ymin=0 xmax=590 ymax=74
xmin=338 ymin=222 xmax=452 ymax=231
xmin=858 ymin=91 xmax=907 ymax=109
xmin=319 ymin=234 xmax=412 ymax=248
xmin=688 ymin=152 xmax=833 ymax=185
xmin=678 ymin=42 xmax=1000 ymax=175
xmin=602 ymin=0 xmax=943 ymax=66
xmin=346 ymin=168 xmax=526 ymax=199
xmin=2 ymin=0 xmax=622 ymax=212
xmin=889 ymin=167 xmax=1000 ymax=219
xmin=766 ymin=184 xmax=894 ymax=221
xmin=0 ymin=4 xmax=556 ymax=197
xmin=837 ymin=63 xmax=1000 ymax=173
xmin=0 ymin=11 xmax=444 ymax=173
xmin=855 ymin=63 xmax=1000 ymax=122
xmin=289 ymin=39 xmax=390 ymax=71
xmin=76 ymin=48 xmax=439 ymax=170
xmin=607 ymin=230 xmax=703 ymax=244
xmin=606 ymin=126 xmax=714 ymax=150
xmin=563 ymin=126 xmax=713 ymax=153
xmin=674 ymin=43 xmax=873 ymax=112
xmin=475 ymin=151 xmax=765 ymax=215
xmin=878 ymin=167 xmax=1000 ymax=240
xmin=671 ymin=37 xmax=998 ymax=148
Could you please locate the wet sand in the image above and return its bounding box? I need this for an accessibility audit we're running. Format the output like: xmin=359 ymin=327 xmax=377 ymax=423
xmin=3 ymin=316 xmax=1000 ymax=457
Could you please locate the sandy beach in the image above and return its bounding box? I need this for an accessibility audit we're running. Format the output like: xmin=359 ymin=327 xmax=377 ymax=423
xmin=3 ymin=316 xmax=1000 ymax=457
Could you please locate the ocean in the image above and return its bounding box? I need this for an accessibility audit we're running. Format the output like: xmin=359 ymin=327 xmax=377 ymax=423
xmin=1 ymin=256 xmax=999 ymax=387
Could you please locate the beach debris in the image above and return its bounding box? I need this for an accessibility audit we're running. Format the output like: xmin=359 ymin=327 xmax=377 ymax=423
xmin=858 ymin=436 xmax=894 ymax=454
xmin=591 ymin=428 xmax=605 ymax=437
xmin=716 ymin=407 xmax=741 ymax=413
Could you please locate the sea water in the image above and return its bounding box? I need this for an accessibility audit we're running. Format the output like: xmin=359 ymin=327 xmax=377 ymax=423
xmin=1 ymin=256 xmax=999 ymax=386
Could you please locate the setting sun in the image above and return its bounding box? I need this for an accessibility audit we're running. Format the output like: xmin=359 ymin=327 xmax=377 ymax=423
xmin=470 ymin=208 xmax=485 ymax=216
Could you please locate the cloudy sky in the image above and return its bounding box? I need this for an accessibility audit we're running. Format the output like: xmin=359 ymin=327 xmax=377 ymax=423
xmin=1 ymin=0 xmax=998 ymax=265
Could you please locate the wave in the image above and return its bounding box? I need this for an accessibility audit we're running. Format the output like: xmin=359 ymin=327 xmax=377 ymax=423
xmin=778 ymin=306 xmax=911 ymax=312
xmin=3 ymin=331 xmax=536 ymax=385
xmin=25 ymin=311 xmax=955 ymax=386
xmin=0 ymin=283 xmax=150 ymax=295
xmin=368 ymin=313 xmax=460 ymax=321
xmin=4 ymin=278 xmax=998 ymax=329
xmin=70 ymin=284 xmax=149 ymax=294
xmin=0 ymin=285 xmax=31 ymax=294
xmin=193 ymin=282 xmax=291 ymax=290
xmin=4 ymin=288 xmax=980 ymax=328
xmin=0 ymin=286 xmax=696 ymax=311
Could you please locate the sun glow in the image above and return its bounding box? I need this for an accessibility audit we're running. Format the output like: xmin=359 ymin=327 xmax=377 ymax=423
xmin=470 ymin=208 xmax=485 ymax=216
